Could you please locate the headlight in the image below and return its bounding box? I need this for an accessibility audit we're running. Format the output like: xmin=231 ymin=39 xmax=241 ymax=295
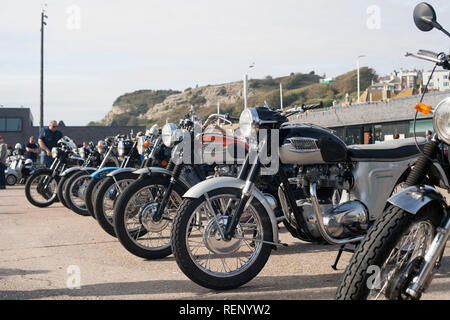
xmin=162 ymin=123 xmax=182 ymax=147
xmin=51 ymin=147 xmax=60 ymax=159
xmin=434 ymin=96 xmax=450 ymax=144
xmin=97 ymin=140 xmax=106 ymax=154
xmin=79 ymin=148 xmax=86 ymax=159
xmin=239 ymin=108 xmax=260 ymax=138
xmin=149 ymin=124 xmax=160 ymax=136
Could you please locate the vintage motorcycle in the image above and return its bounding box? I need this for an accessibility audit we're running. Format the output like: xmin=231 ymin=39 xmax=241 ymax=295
xmin=63 ymin=135 xmax=134 ymax=216
xmin=93 ymin=126 xmax=172 ymax=236
xmin=336 ymin=2 xmax=450 ymax=300
xmin=170 ymin=102 xmax=425 ymax=290
xmin=113 ymin=111 xmax=247 ymax=260
xmin=5 ymin=152 xmax=34 ymax=185
xmin=25 ymin=137 xmax=82 ymax=207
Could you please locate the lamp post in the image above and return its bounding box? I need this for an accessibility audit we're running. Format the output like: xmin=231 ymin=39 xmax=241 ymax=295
xmin=357 ymin=55 xmax=365 ymax=104
xmin=243 ymin=62 xmax=256 ymax=109
xmin=40 ymin=6 xmax=48 ymax=131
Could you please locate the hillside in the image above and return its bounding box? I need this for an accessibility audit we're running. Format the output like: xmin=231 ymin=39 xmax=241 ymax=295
xmin=92 ymin=68 xmax=376 ymax=127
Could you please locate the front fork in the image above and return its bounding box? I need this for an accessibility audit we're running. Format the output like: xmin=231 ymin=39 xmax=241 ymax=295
xmin=152 ymin=162 xmax=182 ymax=221
xmin=406 ymin=211 xmax=450 ymax=298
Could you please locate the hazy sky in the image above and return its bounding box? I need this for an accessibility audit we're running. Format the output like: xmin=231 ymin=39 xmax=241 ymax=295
xmin=1 ymin=0 xmax=450 ymax=125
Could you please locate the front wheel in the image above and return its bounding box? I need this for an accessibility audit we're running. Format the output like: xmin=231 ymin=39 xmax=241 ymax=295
xmin=64 ymin=170 xmax=93 ymax=216
xmin=25 ymin=169 xmax=59 ymax=208
xmin=171 ymin=187 xmax=273 ymax=290
xmin=335 ymin=204 xmax=443 ymax=300
xmin=114 ymin=175 xmax=185 ymax=259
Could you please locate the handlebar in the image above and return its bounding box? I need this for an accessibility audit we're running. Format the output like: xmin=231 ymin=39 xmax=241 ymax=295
xmin=406 ymin=50 xmax=450 ymax=69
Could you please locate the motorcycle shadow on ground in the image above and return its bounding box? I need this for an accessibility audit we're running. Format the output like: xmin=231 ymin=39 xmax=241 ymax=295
xmin=0 ymin=272 xmax=341 ymax=300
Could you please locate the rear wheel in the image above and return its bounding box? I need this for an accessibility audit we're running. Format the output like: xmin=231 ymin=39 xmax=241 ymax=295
xmin=25 ymin=169 xmax=59 ymax=208
xmin=94 ymin=173 xmax=137 ymax=237
xmin=336 ymin=204 xmax=443 ymax=300
xmin=171 ymin=187 xmax=273 ymax=290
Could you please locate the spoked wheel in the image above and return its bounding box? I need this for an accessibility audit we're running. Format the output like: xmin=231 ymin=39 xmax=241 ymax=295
xmin=64 ymin=170 xmax=93 ymax=216
xmin=171 ymin=187 xmax=273 ymax=290
xmin=85 ymin=177 xmax=102 ymax=219
xmin=25 ymin=169 xmax=59 ymax=208
xmin=57 ymin=171 xmax=79 ymax=209
xmin=336 ymin=204 xmax=442 ymax=300
xmin=94 ymin=173 xmax=137 ymax=237
xmin=114 ymin=175 xmax=185 ymax=259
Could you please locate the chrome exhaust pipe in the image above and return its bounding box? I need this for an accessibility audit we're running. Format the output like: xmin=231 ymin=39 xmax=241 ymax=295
xmin=310 ymin=183 xmax=366 ymax=245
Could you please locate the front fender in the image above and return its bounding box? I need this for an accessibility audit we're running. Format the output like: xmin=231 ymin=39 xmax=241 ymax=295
xmin=388 ymin=185 xmax=447 ymax=215
xmin=183 ymin=176 xmax=280 ymax=245
xmin=107 ymin=167 xmax=136 ymax=177
xmin=90 ymin=167 xmax=119 ymax=179
xmin=61 ymin=166 xmax=98 ymax=177
xmin=133 ymin=167 xmax=191 ymax=191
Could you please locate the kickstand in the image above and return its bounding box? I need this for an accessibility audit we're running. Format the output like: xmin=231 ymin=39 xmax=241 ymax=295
xmin=332 ymin=244 xmax=356 ymax=270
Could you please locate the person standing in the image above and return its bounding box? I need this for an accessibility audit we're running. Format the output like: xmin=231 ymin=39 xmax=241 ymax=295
xmin=38 ymin=120 xmax=63 ymax=168
xmin=0 ymin=136 xmax=7 ymax=189
xmin=426 ymin=130 xmax=433 ymax=141
xmin=25 ymin=136 xmax=39 ymax=163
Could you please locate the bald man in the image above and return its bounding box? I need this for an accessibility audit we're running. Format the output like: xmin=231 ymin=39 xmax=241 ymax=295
xmin=38 ymin=120 xmax=63 ymax=168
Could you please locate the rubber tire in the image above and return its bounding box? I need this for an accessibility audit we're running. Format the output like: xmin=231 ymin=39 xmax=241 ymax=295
xmin=64 ymin=170 xmax=93 ymax=216
xmin=25 ymin=169 xmax=59 ymax=208
xmin=94 ymin=172 xmax=137 ymax=237
xmin=6 ymin=175 xmax=17 ymax=186
xmin=171 ymin=187 xmax=274 ymax=290
xmin=84 ymin=177 xmax=103 ymax=219
xmin=57 ymin=170 xmax=79 ymax=209
xmin=114 ymin=174 xmax=186 ymax=260
xmin=335 ymin=203 xmax=443 ymax=300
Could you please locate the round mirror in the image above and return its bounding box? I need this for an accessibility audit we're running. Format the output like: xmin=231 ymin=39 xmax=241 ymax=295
xmin=414 ymin=2 xmax=437 ymax=32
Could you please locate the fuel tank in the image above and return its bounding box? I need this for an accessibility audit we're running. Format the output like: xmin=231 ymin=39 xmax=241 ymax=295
xmin=279 ymin=123 xmax=347 ymax=165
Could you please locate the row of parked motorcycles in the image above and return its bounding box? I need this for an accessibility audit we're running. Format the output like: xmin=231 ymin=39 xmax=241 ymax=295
xmin=24 ymin=2 xmax=450 ymax=300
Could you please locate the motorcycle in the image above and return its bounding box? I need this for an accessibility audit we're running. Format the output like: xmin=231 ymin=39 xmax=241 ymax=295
xmin=25 ymin=137 xmax=81 ymax=207
xmin=5 ymin=152 xmax=34 ymax=186
xmin=113 ymin=111 xmax=247 ymax=260
xmin=170 ymin=101 xmax=425 ymax=290
xmin=56 ymin=141 xmax=104 ymax=209
xmin=336 ymin=2 xmax=450 ymax=300
xmin=63 ymin=135 xmax=130 ymax=216
xmin=93 ymin=126 xmax=172 ymax=236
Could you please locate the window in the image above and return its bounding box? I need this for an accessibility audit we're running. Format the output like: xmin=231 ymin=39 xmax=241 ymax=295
xmin=0 ymin=117 xmax=22 ymax=132
xmin=410 ymin=119 xmax=433 ymax=134
xmin=444 ymin=82 xmax=449 ymax=87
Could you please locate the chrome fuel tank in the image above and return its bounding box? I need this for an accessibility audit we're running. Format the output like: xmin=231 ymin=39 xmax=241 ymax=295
xmin=279 ymin=123 xmax=347 ymax=165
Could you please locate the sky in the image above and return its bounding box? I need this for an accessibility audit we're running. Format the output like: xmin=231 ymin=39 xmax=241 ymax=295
xmin=1 ymin=0 xmax=450 ymax=126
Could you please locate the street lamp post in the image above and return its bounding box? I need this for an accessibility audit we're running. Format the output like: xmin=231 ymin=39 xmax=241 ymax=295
xmin=40 ymin=7 xmax=48 ymax=131
xmin=357 ymin=55 xmax=365 ymax=104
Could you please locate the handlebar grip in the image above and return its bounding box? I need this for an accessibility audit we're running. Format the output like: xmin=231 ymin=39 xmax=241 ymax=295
xmin=303 ymin=101 xmax=323 ymax=111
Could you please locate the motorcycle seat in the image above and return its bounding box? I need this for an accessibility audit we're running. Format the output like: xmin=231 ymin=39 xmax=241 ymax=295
xmin=347 ymin=137 xmax=426 ymax=161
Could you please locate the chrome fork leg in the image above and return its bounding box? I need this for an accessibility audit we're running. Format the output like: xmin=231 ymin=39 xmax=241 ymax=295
xmin=406 ymin=214 xmax=450 ymax=298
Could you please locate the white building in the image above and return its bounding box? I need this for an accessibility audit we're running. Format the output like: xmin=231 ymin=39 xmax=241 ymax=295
xmin=423 ymin=69 xmax=450 ymax=91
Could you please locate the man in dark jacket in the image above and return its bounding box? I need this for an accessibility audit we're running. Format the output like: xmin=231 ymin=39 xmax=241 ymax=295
xmin=38 ymin=120 xmax=63 ymax=168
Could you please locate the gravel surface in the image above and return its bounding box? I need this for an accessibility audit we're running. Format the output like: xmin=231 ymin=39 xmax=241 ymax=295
xmin=0 ymin=185 xmax=448 ymax=300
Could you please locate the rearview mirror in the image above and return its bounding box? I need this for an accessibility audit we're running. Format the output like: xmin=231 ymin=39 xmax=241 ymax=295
xmin=414 ymin=2 xmax=437 ymax=32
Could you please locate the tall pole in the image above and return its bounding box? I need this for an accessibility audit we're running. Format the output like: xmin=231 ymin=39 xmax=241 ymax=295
xmin=357 ymin=55 xmax=365 ymax=104
xmin=243 ymin=74 xmax=248 ymax=109
xmin=40 ymin=8 xmax=47 ymax=130
xmin=280 ymin=83 xmax=283 ymax=110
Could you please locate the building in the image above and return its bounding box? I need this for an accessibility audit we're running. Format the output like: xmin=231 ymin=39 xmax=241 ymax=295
xmin=291 ymin=90 xmax=448 ymax=145
xmin=423 ymin=69 xmax=450 ymax=91
xmin=0 ymin=107 xmax=146 ymax=147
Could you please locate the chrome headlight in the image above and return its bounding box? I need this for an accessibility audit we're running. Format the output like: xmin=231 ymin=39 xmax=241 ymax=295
xmin=434 ymin=96 xmax=450 ymax=144
xmin=162 ymin=123 xmax=182 ymax=147
xmin=97 ymin=140 xmax=106 ymax=154
xmin=149 ymin=124 xmax=160 ymax=136
xmin=239 ymin=108 xmax=260 ymax=138
xmin=51 ymin=147 xmax=60 ymax=159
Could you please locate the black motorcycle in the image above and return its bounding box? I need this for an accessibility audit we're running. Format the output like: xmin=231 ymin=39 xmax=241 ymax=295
xmin=336 ymin=2 xmax=450 ymax=300
xmin=25 ymin=137 xmax=81 ymax=207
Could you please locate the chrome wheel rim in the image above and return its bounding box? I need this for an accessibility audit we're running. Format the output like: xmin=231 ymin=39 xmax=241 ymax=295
xmin=69 ymin=175 xmax=90 ymax=210
xmin=102 ymin=179 xmax=135 ymax=225
xmin=29 ymin=173 xmax=57 ymax=203
xmin=124 ymin=184 xmax=181 ymax=251
xmin=368 ymin=220 xmax=435 ymax=300
xmin=185 ymin=194 xmax=263 ymax=278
